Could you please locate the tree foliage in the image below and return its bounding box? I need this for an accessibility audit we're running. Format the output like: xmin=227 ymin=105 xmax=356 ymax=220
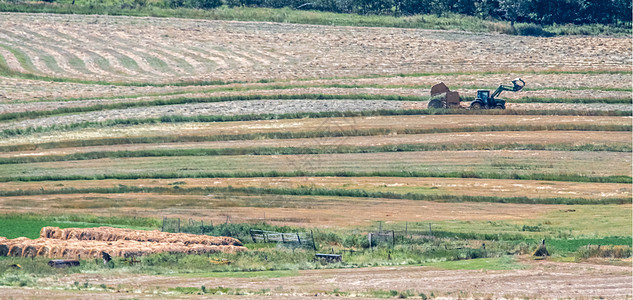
xmin=223 ymin=0 xmax=631 ymax=26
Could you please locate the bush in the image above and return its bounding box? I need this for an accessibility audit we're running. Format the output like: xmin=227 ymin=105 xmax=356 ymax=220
xmin=513 ymin=23 xmax=550 ymax=36
xmin=188 ymin=0 xmax=222 ymax=9
xmin=576 ymin=245 xmax=632 ymax=259
xmin=166 ymin=0 xmax=221 ymax=9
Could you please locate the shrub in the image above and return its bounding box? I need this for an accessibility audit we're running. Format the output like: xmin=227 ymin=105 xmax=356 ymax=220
xmin=188 ymin=0 xmax=222 ymax=9
xmin=576 ymin=245 xmax=632 ymax=259
xmin=514 ymin=23 xmax=549 ymax=36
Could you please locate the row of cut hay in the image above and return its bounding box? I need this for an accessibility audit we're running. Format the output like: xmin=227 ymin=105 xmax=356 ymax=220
xmin=0 ymin=236 xmax=245 ymax=259
xmin=40 ymin=226 xmax=242 ymax=246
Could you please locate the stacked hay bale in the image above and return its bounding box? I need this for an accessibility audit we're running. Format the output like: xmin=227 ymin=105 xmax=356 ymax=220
xmin=40 ymin=227 xmax=243 ymax=246
xmin=0 ymin=227 xmax=246 ymax=259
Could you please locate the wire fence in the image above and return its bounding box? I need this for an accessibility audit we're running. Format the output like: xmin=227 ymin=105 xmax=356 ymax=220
xmin=249 ymin=229 xmax=316 ymax=249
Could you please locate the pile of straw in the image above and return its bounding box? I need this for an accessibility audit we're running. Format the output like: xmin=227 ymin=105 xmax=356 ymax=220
xmin=0 ymin=227 xmax=246 ymax=259
xmin=40 ymin=227 xmax=242 ymax=246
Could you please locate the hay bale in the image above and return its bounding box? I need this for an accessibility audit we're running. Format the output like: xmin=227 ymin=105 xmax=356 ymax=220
xmin=8 ymin=245 xmax=23 ymax=257
xmin=42 ymin=226 xmax=243 ymax=246
xmin=37 ymin=245 xmax=50 ymax=257
xmin=430 ymin=82 xmax=450 ymax=96
xmin=0 ymin=244 xmax=9 ymax=256
xmin=22 ymin=245 xmax=38 ymax=257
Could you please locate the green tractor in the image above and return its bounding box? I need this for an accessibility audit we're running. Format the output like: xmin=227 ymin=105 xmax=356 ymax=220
xmin=470 ymin=78 xmax=525 ymax=110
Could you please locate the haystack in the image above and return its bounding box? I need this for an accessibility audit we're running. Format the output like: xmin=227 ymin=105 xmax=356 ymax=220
xmin=0 ymin=237 xmax=246 ymax=259
xmin=40 ymin=227 xmax=243 ymax=246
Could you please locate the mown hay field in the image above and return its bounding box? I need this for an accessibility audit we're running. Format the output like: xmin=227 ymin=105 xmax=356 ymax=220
xmin=0 ymin=10 xmax=631 ymax=299
xmin=0 ymin=11 xmax=630 ymax=227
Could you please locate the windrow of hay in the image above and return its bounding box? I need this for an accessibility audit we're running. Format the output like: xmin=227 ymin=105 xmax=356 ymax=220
xmin=40 ymin=226 xmax=242 ymax=246
xmin=0 ymin=237 xmax=245 ymax=259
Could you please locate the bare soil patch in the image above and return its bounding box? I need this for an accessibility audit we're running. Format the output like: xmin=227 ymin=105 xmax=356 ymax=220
xmin=19 ymin=259 xmax=630 ymax=299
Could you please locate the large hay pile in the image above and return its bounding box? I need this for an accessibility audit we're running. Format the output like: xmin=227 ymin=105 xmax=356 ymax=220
xmin=40 ymin=227 xmax=242 ymax=246
xmin=0 ymin=227 xmax=246 ymax=259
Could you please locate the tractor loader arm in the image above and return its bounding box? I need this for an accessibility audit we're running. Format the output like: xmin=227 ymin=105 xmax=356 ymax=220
xmin=491 ymin=78 xmax=525 ymax=98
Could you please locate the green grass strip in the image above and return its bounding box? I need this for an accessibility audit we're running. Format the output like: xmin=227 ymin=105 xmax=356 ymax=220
xmin=2 ymin=123 xmax=629 ymax=152
xmin=0 ymin=185 xmax=627 ymax=205
xmin=1 ymin=143 xmax=630 ymax=165
xmin=1 ymin=171 xmax=630 ymax=184
xmin=0 ymin=213 xmax=159 ymax=239
xmin=2 ymin=93 xmax=631 ymax=122
xmin=3 ymin=109 xmax=631 ymax=138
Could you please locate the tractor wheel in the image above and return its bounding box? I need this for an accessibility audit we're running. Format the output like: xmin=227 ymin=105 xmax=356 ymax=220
xmin=493 ymin=104 xmax=505 ymax=109
xmin=470 ymin=101 xmax=483 ymax=109
xmin=428 ymin=99 xmax=444 ymax=109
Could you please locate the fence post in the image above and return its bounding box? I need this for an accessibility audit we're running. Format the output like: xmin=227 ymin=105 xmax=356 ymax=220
xmin=296 ymin=233 xmax=301 ymax=244
xmin=368 ymin=233 xmax=373 ymax=250
xmin=250 ymin=229 xmax=256 ymax=243
xmin=392 ymin=231 xmax=395 ymax=247
xmin=225 ymin=216 xmax=230 ymax=224
xmin=405 ymin=222 xmax=408 ymax=236
xmin=311 ymin=230 xmax=317 ymax=251
xmin=281 ymin=233 xmax=285 ymax=243
xmin=201 ymin=220 xmax=204 ymax=234
xmin=161 ymin=216 xmax=165 ymax=232
xmin=177 ymin=218 xmax=180 ymax=233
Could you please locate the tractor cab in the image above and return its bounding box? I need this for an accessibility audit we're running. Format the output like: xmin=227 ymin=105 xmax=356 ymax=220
xmin=476 ymin=90 xmax=490 ymax=106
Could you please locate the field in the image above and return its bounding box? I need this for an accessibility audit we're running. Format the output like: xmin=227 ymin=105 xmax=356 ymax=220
xmin=0 ymin=11 xmax=631 ymax=299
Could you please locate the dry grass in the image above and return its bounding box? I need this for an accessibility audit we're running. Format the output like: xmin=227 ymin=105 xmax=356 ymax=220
xmin=1 ymin=115 xmax=629 ymax=146
xmin=1 ymin=177 xmax=629 ymax=200
xmin=1 ymin=150 xmax=629 ymax=179
xmin=1 ymin=130 xmax=629 ymax=159
xmin=0 ymin=193 xmax=568 ymax=228
xmin=0 ymin=13 xmax=629 ymax=85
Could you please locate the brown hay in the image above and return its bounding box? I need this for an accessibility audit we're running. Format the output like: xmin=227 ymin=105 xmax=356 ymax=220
xmin=40 ymin=227 xmax=243 ymax=246
xmin=0 ymin=227 xmax=246 ymax=259
xmin=0 ymin=237 xmax=246 ymax=259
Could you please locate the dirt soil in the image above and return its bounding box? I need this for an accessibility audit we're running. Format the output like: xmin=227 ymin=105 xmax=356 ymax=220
xmin=0 ymin=259 xmax=626 ymax=299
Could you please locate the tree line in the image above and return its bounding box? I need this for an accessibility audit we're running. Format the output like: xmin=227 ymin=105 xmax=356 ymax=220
xmin=213 ymin=0 xmax=630 ymax=26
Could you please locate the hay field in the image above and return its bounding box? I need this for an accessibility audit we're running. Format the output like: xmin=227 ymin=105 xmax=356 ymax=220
xmin=0 ymin=10 xmax=630 ymax=227
xmin=0 ymin=11 xmax=631 ymax=299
